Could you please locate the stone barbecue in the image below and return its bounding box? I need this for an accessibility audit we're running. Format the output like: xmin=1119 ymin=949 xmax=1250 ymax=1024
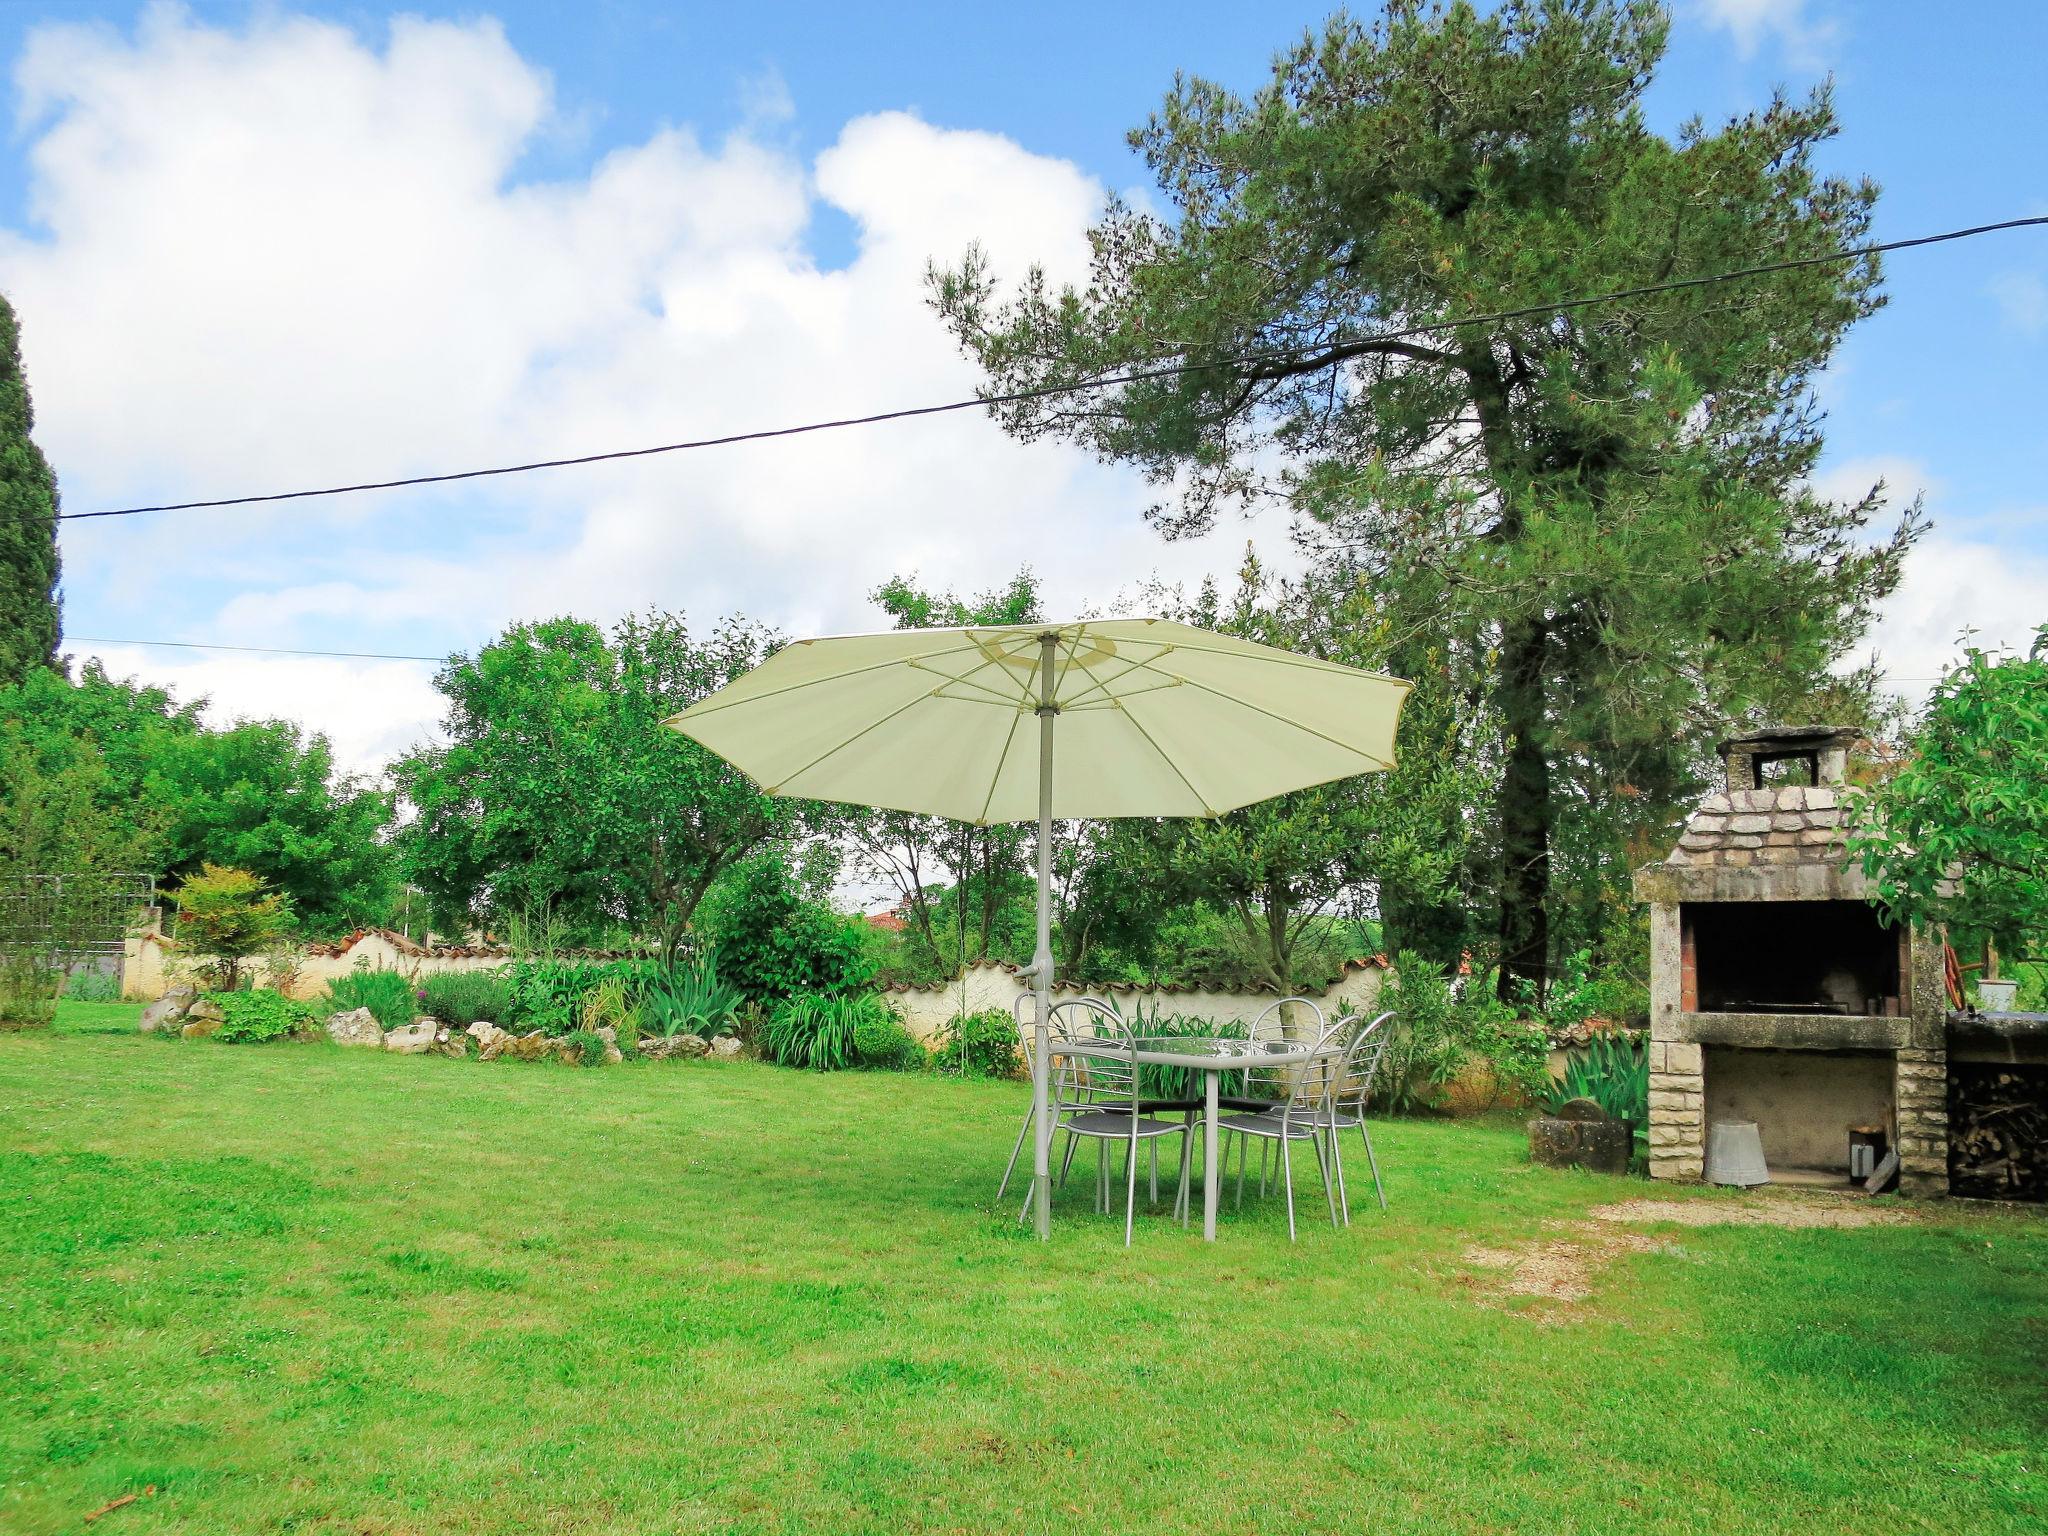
xmin=1633 ymin=727 xmax=1949 ymax=1195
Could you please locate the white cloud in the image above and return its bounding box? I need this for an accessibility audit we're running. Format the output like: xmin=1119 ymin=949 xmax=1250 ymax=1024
xmin=5 ymin=9 xmax=1276 ymax=769
xmin=1853 ymin=536 xmax=2048 ymax=699
xmin=1692 ymin=0 xmax=1838 ymax=67
xmin=66 ymin=645 xmax=445 ymax=774
xmin=1989 ymin=270 xmax=2048 ymax=335
xmin=1811 ymin=455 xmax=2048 ymax=701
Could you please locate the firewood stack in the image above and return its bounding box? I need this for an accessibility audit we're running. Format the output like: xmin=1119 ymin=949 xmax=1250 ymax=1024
xmin=1946 ymin=1062 xmax=2048 ymax=1202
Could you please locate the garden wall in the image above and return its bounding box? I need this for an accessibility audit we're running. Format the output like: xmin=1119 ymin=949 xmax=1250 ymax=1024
xmin=123 ymin=923 xmax=531 ymax=1002
xmin=883 ymin=956 xmax=1392 ymax=1044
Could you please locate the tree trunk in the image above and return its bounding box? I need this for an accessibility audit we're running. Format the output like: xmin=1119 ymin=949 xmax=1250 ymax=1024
xmin=1495 ymin=615 xmax=1551 ymax=1002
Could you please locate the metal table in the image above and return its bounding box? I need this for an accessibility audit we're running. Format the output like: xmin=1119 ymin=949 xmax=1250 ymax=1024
xmin=1057 ymin=1034 xmax=1343 ymax=1240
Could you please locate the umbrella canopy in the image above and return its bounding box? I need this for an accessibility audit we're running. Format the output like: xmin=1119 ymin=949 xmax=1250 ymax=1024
xmin=665 ymin=618 xmax=1408 ymax=823
xmin=666 ymin=617 xmax=1409 ymax=1239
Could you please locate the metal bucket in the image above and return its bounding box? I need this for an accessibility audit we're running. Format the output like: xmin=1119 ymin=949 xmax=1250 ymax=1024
xmin=1705 ymin=1120 xmax=1769 ymax=1187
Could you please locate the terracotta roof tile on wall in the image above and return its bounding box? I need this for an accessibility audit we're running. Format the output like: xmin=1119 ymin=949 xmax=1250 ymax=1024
xmin=882 ymin=954 xmax=1390 ymax=996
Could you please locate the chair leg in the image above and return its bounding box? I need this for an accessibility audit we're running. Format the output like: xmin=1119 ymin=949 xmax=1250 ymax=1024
xmin=1280 ymin=1134 xmax=1297 ymax=1242
xmin=1260 ymin=1138 xmax=1272 ymax=1197
xmin=1149 ymin=1139 xmax=1159 ymax=1205
xmin=1234 ymin=1130 xmax=1247 ymax=1210
xmin=996 ymin=1105 xmax=1031 ymax=1200
xmin=1059 ymin=1130 xmax=1079 ymax=1187
xmin=1125 ymin=1130 xmax=1141 ymax=1247
xmin=1177 ymin=1130 xmax=1194 ymax=1225
xmin=1330 ymin=1124 xmax=1351 ymax=1227
xmin=1361 ymin=1119 xmax=1387 ymax=1211
xmin=1312 ymin=1129 xmax=1340 ymax=1230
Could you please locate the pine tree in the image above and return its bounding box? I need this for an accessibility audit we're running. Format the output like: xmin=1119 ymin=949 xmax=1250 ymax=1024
xmin=0 ymin=292 xmax=60 ymax=684
xmin=932 ymin=0 xmax=1918 ymax=996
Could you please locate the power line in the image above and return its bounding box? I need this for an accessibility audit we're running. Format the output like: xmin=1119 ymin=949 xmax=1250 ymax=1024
xmin=61 ymin=632 xmax=1950 ymax=684
xmin=66 ymin=636 xmax=446 ymax=663
xmin=41 ymin=213 xmax=2045 ymax=527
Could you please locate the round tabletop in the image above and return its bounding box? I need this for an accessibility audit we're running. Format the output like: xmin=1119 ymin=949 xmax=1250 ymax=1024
xmin=1058 ymin=1035 xmax=1341 ymax=1069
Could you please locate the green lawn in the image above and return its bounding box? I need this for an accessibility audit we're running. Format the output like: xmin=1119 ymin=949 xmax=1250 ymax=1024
xmin=3 ymin=1004 xmax=2043 ymax=1535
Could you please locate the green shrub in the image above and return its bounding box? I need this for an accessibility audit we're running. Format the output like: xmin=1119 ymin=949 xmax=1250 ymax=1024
xmin=504 ymin=959 xmax=662 ymax=1035
xmin=418 ymin=969 xmax=512 ymax=1026
xmin=641 ymin=950 xmax=743 ymax=1039
xmin=698 ymin=852 xmax=875 ymax=1001
xmin=62 ymin=970 xmax=122 ymax=1002
xmin=1540 ymin=1033 xmax=1649 ymax=1129
xmin=1541 ymin=948 xmax=1649 ymax=1034
xmin=937 ymin=1009 xmax=1022 ymax=1079
xmin=1454 ymin=987 xmax=1553 ymax=1104
xmin=560 ymin=1027 xmax=612 ymax=1067
xmin=211 ymin=989 xmax=318 ymax=1044
xmin=324 ymin=968 xmax=417 ymax=1030
xmin=1373 ymin=954 xmax=1462 ymax=1113
xmin=0 ymin=957 xmax=57 ymax=1030
xmin=765 ymin=993 xmax=892 ymax=1071
xmin=1112 ymin=1001 xmax=1254 ymax=1102
xmin=852 ymin=1011 xmax=921 ymax=1071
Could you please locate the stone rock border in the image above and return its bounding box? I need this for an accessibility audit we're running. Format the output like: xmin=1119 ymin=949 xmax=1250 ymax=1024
xmin=140 ymin=989 xmax=740 ymax=1066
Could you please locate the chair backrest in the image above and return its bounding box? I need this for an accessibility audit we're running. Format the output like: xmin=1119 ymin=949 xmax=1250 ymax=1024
xmin=1238 ymin=1014 xmax=1347 ymax=1123
xmin=1046 ymin=999 xmax=1140 ymax=1111
xmin=1013 ymin=992 xmax=1116 ymax=1072
xmin=1244 ymin=995 xmax=1327 ymax=1047
xmin=1331 ymin=1011 xmax=1396 ymax=1113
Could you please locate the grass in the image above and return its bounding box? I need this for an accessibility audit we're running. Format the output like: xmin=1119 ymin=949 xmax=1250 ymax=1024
xmin=1 ymin=1002 xmax=2043 ymax=1535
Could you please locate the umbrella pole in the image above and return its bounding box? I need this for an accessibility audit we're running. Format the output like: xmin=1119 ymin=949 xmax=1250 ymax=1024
xmin=1031 ymin=632 xmax=1056 ymax=1240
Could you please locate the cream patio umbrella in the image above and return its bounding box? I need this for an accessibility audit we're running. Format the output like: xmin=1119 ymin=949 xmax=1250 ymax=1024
xmin=666 ymin=618 xmax=1408 ymax=1238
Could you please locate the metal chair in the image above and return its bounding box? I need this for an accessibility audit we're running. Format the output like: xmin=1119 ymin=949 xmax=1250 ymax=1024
xmin=1216 ymin=1016 xmax=1347 ymax=1240
xmin=1320 ymin=1011 xmax=1395 ymax=1219
xmin=1219 ymin=995 xmax=1326 ymax=1112
xmin=1019 ymin=1002 xmax=1196 ymax=1244
xmin=996 ymin=995 xmax=1198 ymax=1206
xmin=995 ymin=992 xmax=1097 ymax=1202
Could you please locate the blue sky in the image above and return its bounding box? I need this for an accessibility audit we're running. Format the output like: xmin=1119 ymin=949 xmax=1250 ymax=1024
xmin=3 ymin=1 xmax=2043 ymax=767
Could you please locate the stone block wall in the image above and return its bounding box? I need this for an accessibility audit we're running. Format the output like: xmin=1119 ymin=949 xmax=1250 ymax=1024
xmin=1647 ymin=1039 xmax=1705 ymax=1180
xmin=1894 ymin=1044 xmax=1950 ymax=1196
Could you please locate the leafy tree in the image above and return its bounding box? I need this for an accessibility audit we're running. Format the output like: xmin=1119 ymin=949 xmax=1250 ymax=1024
xmin=0 ymin=662 xmax=391 ymax=935
xmin=1850 ymin=625 xmax=2048 ymax=980
xmin=394 ymin=611 xmax=793 ymax=954
xmin=0 ymin=293 xmax=59 ymax=686
xmin=0 ymin=724 xmax=148 ymax=1025
xmin=171 ymin=863 xmax=292 ymax=991
xmin=933 ymin=0 xmax=1915 ymax=995
xmin=151 ymin=720 xmax=394 ymax=935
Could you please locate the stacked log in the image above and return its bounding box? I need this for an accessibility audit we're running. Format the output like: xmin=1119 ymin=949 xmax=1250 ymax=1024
xmin=1947 ymin=1062 xmax=2048 ymax=1202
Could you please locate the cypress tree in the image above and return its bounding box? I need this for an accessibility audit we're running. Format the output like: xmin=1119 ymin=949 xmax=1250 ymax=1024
xmin=0 ymin=292 xmax=59 ymax=684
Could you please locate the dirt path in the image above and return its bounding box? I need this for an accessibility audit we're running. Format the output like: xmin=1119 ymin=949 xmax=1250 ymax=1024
xmin=1462 ymin=1188 xmax=1911 ymax=1312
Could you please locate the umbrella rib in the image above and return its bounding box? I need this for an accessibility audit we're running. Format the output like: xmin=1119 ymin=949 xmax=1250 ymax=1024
xmin=1068 ymin=648 xmax=1219 ymax=818
xmin=1055 ymin=645 xmax=1172 ymax=710
xmin=976 ymin=707 xmax=1026 ymax=826
xmin=1115 ymin=694 xmax=1221 ymax=819
xmin=762 ymin=690 xmax=940 ymax=795
xmin=1131 ymin=637 xmax=1414 ymax=687
xmin=668 ymin=636 xmax=988 ymax=721
xmin=1120 ymin=657 xmax=1396 ymax=770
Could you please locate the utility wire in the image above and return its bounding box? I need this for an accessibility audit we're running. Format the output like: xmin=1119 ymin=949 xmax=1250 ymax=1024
xmin=61 ymin=632 xmax=1949 ymax=683
xmin=66 ymin=636 xmax=447 ymax=662
xmin=40 ymin=214 xmax=2046 ymax=527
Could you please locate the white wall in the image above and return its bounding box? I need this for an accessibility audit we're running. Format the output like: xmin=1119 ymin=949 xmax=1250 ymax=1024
xmin=884 ymin=958 xmax=1390 ymax=1044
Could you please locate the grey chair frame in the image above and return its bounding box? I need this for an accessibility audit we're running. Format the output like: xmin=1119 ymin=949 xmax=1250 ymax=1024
xmin=1217 ymin=995 xmax=1326 ymax=1112
xmin=1320 ymin=1011 xmax=1395 ymax=1219
xmin=1016 ymin=998 xmax=1196 ymax=1244
xmin=1216 ymin=1016 xmax=1347 ymax=1241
